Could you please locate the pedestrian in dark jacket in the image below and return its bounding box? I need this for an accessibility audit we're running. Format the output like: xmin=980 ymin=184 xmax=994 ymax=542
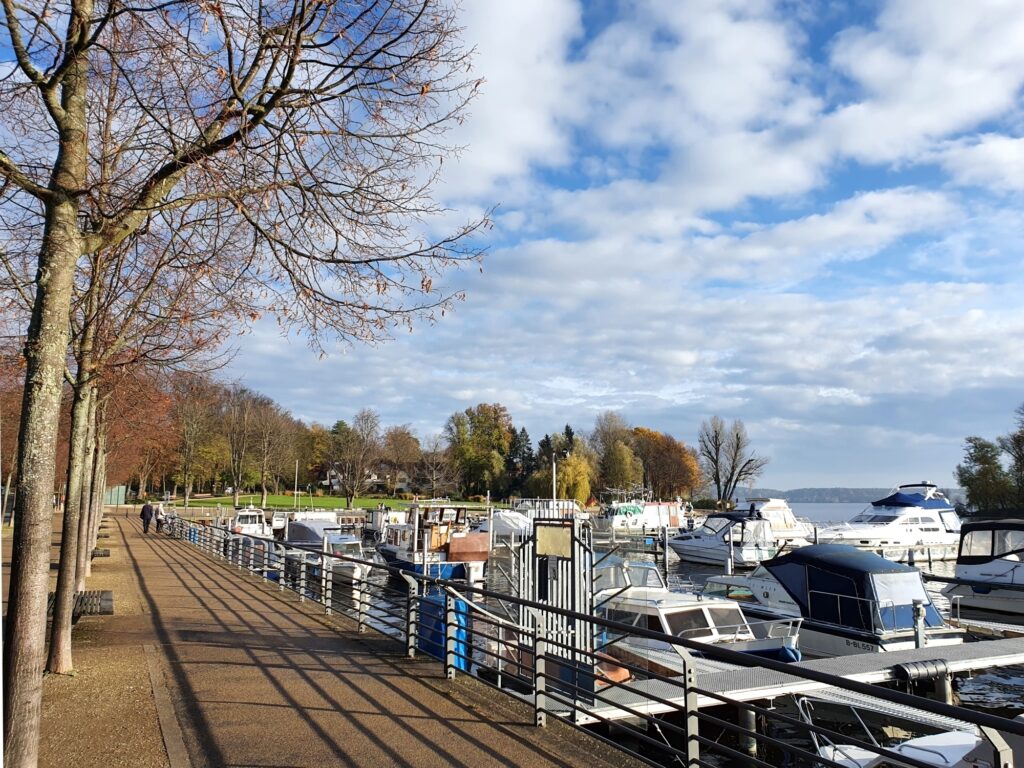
xmin=140 ymin=502 xmax=155 ymax=533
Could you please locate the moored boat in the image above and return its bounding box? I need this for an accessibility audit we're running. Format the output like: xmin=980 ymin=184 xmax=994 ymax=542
xmin=703 ymin=544 xmax=964 ymax=657
xmin=667 ymin=512 xmax=779 ymax=567
xmin=377 ymin=502 xmax=488 ymax=584
xmin=943 ymin=518 xmax=1024 ymax=615
xmin=593 ymin=559 xmax=802 ymax=673
xmin=817 ymin=482 xmax=962 ymax=561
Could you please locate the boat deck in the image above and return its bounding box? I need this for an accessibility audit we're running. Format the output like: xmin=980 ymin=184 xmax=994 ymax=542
xmin=574 ymin=636 xmax=1024 ymax=724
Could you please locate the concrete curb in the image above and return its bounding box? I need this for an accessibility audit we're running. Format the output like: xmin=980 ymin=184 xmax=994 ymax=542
xmin=144 ymin=643 xmax=191 ymax=768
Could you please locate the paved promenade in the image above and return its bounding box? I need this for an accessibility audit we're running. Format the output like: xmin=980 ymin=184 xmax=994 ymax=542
xmin=27 ymin=515 xmax=641 ymax=768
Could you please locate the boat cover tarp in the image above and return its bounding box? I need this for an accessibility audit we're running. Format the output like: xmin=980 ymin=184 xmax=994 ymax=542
xmin=872 ymin=491 xmax=952 ymax=510
xmin=763 ymin=545 xmax=944 ymax=630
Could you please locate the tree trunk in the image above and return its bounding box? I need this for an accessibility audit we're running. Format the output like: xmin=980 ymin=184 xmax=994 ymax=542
xmin=3 ymin=196 xmax=84 ymax=767
xmin=89 ymin=441 xmax=106 ymax=556
xmin=47 ymin=380 xmax=94 ymax=674
xmin=74 ymin=393 xmax=98 ymax=591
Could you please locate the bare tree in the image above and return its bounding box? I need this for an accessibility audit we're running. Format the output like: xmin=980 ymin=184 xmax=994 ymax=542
xmin=697 ymin=416 xmax=769 ymax=505
xmin=329 ymin=409 xmax=382 ymax=508
xmin=171 ymin=376 xmax=219 ymax=507
xmin=223 ymin=385 xmax=256 ymax=507
xmin=1 ymin=2 xmax=483 ymax=759
xmin=416 ymin=434 xmax=457 ymax=499
xmin=251 ymin=396 xmax=294 ymax=507
xmin=381 ymin=425 xmax=421 ymax=496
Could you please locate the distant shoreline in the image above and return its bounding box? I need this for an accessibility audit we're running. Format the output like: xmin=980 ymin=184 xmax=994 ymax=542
xmin=745 ymin=486 xmax=965 ymax=504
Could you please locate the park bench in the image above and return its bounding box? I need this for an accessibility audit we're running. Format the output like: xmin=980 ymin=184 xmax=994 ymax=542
xmin=46 ymin=590 xmax=114 ymax=624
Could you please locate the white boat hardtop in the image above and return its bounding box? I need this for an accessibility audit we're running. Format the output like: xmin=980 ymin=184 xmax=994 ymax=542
xmin=944 ymin=518 xmax=1024 ymax=615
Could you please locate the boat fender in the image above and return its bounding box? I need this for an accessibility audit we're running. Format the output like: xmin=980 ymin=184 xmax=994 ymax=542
xmin=893 ymin=659 xmax=949 ymax=682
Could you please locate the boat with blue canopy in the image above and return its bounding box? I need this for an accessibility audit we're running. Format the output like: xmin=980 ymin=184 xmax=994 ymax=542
xmin=817 ymin=482 xmax=962 ymax=561
xmin=703 ymin=544 xmax=964 ymax=657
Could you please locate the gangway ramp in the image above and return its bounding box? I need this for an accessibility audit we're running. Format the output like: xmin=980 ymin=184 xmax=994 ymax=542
xmin=576 ymin=636 xmax=1024 ymax=725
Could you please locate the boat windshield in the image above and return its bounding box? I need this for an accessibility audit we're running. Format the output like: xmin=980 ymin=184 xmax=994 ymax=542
xmin=330 ymin=540 xmax=363 ymax=557
xmin=700 ymin=517 xmax=733 ymax=535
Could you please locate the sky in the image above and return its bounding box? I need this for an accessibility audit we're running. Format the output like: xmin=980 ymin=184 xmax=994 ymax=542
xmin=229 ymin=0 xmax=1024 ymax=490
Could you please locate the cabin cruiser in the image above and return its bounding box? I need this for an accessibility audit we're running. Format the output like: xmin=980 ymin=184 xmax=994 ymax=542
xmin=593 ymin=560 xmax=801 ymax=673
xmin=817 ymin=482 xmax=962 ymax=561
xmin=377 ymin=503 xmax=488 ymax=584
xmin=703 ymin=544 xmax=964 ymax=657
xmin=283 ymin=519 xmax=366 ymax=583
xmin=943 ymin=518 xmax=1024 ymax=615
xmin=743 ymin=498 xmax=814 ymax=547
xmin=224 ymin=506 xmax=272 ymax=537
xmin=593 ymin=500 xmax=695 ymax=533
xmin=667 ymin=512 xmax=779 ymax=567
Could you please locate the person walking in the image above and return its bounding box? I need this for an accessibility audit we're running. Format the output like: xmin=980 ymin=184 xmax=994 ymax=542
xmin=140 ymin=501 xmax=154 ymax=534
xmin=155 ymin=503 xmax=166 ymax=533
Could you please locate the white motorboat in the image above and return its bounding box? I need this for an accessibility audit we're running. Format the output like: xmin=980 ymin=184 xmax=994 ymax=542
xmin=743 ymin=497 xmax=814 ymax=547
xmin=703 ymin=544 xmax=964 ymax=657
xmin=795 ymin=693 xmax=1021 ymax=768
xmin=667 ymin=512 xmax=779 ymax=567
xmin=817 ymin=482 xmax=962 ymax=561
xmin=592 ymin=499 xmax=695 ymax=533
xmin=594 ymin=560 xmax=802 ymax=672
xmin=944 ymin=518 xmax=1024 ymax=615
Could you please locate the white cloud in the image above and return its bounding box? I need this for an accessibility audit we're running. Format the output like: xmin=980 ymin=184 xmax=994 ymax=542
xmin=825 ymin=0 xmax=1024 ymax=163
xmin=939 ymin=134 xmax=1024 ymax=191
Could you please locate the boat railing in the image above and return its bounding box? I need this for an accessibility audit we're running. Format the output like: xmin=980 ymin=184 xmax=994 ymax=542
xmin=165 ymin=517 xmax=1024 ymax=768
xmin=745 ymin=616 xmax=803 ymax=640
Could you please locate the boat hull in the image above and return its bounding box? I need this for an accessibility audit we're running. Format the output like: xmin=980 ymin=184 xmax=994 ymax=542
xmin=944 ymin=584 xmax=1024 ymax=615
xmin=668 ymin=540 xmax=777 ymax=567
xmin=377 ymin=544 xmax=484 ymax=582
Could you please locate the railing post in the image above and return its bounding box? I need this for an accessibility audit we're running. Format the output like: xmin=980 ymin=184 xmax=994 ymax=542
xmin=680 ymin=654 xmax=700 ymax=766
xmin=248 ymin=542 xmax=255 ymax=572
xmin=323 ymin=560 xmax=332 ymax=615
xmin=278 ymin=550 xmax=285 ymax=592
xmin=445 ymin=594 xmax=457 ymax=680
xmin=403 ymin=574 xmax=419 ymax=658
xmin=356 ymin=572 xmax=366 ymax=634
xmin=299 ymin=559 xmax=307 ymax=602
xmin=534 ymin=628 xmax=547 ymax=728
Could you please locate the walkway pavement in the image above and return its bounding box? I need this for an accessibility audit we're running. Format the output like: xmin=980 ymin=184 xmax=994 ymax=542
xmin=36 ymin=516 xmax=642 ymax=768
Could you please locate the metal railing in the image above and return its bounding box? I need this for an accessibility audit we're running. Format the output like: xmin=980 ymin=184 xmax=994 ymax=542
xmin=164 ymin=516 xmax=1024 ymax=768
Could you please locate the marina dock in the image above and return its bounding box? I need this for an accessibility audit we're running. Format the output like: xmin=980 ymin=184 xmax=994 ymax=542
xmin=577 ymin=637 xmax=1024 ymax=724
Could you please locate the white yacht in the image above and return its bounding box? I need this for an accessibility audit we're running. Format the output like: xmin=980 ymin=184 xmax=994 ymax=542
xmin=817 ymin=482 xmax=962 ymax=561
xmin=943 ymin=518 xmax=1024 ymax=615
xmin=593 ymin=560 xmax=802 ymax=673
xmin=667 ymin=512 xmax=779 ymax=567
xmin=703 ymin=544 xmax=964 ymax=657
xmin=743 ymin=497 xmax=814 ymax=548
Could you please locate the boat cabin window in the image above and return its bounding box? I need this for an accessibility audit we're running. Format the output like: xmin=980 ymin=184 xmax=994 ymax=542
xmin=664 ymin=607 xmax=712 ymax=637
xmin=705 ymin=605 xmax=747 ymax=633
xmin=994 ymin=529 xmax=1024 ymax=558
xmin=852 ymin=513 xmax=899 ymax=524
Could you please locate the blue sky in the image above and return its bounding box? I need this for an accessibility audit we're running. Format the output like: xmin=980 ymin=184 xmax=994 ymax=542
xmin=230 ymin=0 xmax=1024 ymax=489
